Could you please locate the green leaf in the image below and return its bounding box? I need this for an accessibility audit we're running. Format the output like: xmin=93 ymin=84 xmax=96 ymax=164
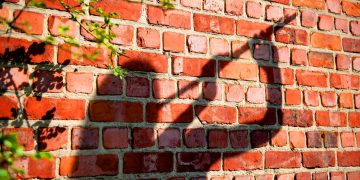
xmin=3 ymin=139 xmax=13 ymax=148
xmin=0 ymin=169 xmax=10 ymax=180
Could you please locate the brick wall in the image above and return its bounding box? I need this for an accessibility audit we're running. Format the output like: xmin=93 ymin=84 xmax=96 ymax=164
xmin=0 ymin=0 xmax=360 ymax=179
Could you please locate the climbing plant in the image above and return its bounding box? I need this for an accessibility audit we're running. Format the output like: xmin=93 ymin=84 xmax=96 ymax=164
xmin=0 ymin=0 xmax=174 ymax=179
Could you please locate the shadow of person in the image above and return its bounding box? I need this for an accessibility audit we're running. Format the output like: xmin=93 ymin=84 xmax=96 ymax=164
xmin=99 ymin=13 xmax=297 ymax=179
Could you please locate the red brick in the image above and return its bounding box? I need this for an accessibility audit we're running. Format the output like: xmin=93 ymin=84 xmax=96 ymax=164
xmin=15 ymin=157 xmax=55 ymax=179
xmin=268 ymin=0 xmax=290 ymax=4
xmin=147 ymin=103 xmax=193 ymax=123
xmin=97 ymin=74 xmax=123 ymax=95
xmin=219 ymin=61 xmax=258 ymax=81
xmin=230 ymin=130 xmax=248 ymax=148
xmin=172 ymin=57 xmax=215 ymax=77
xmin=350 ymin=21 xmax=360 ymax=36
xmin=32 ymin=70 xmax=63 ymax=93
xmin=210 ymin=38 xmax=229 ymax=56
xmin=260 ymin=66 xmax=294 ymax=85
xmin=321 ymin=91 xmax=337 ymax=107
xmin=38 ymin=127 xmax=67 ymax=151
xmin=48 ymin=16 xmax=77 ymax=37
xmin=313 ymin=172 xmax=328 ymax=180
xmin=158 ymin=128 xmax=180 ymax=148
xmin=309 ymin=51 xmax=334 ymax=69
xmin=246 ymin=87 xmax=265 ymax=104
xmin=232 ymin=40 xmax=251 ymax=59
xmin=255 ymin=174 xmax=273 ymax=180
xmin=266 ymin=5 xmax=283 ymax=22
xmin=347 ymin=172 xmax=360 ymax=180
xmin=27 ymin=0 xmax=80 ymax=11
xmin=3 ymin=128 xmax=34 ymax=151
xmin=296 ymin=70 xmax=328 ymax=87
xmin=316 ymin=111 xmax=347 ymax=127
xmin=0 ymin=96 xmax=18 ymax=120
xmin=339 ymin=92 xmax=354 ymax=108
xmin=275 ymin=27 xmax=308 ymax=45
xmin=225 ymin=0 xmax=243 ymax=15
xmin=291 ymin=48 xmax=307 ymax=66
xmin=0 ymin=67 xmax=29 ymax=90
xmin=183 ymin=128 xmax=205 ymax=148
xmin=273 ymin=46 xmax=290 ymax=63
xmin=58 ymin=44 xmax=110 ymax=68
xmin=153 ymin=79 xmax=176 ymax=99
xmin=234 ymin=175 xmax=254 ymax=180
xmin=60 ymin=154 xmax=118 ymax=177
xmin=307 ymin=131 xmax=322 ymax=148
xmin=337 ymin=151 xmax=360 ymax=166
xmin=225 ymin=84 xmax=244 ymax=102
xmin=330 ymin=73 xmax=359 ymax=90
xmin=265 ymin=151 xmax=301 ymax=168
xmin=246 ymin=1 xmax=262 ymax=18
xmin=71 ymin=127 xmax=98 ymax=149
xmin=349 ymin=111 xmax=360 ymax=128
xmin=148 ymin=6 xmax=190 ymax=29
xmin=110 ymin=25 xmax=133 ymax=45
xmin=335 ymin=18 xmax=348 ymax=33
xmin=178 ymin=80 xmax=200 ymax=99
xmin=181 ymin=0 xmax=202 ymax=8
xmin=239 ymin=107 xmax=277 ymax=125
xmin=194 ymin=13 xmax=234 ymax=35
xmin=284 ymin=8 xmax=297 ymax=25
xmin=341 ymin=132 xmax=355 ymax=147
xmin=285 ymin=89 xmax=301 ymax=105
xmin=13 ymin=10 xmax=44 ymax=34
xmin=204 ymin=0 xmax=224 ymax=12
xmin=279 ymin=109 xmax=313 ymax=127
xmin=137 ymin=28 xmax=160 ymax=49
xmin=277 ymin=174 xmax=295 ymax=180
xmin=163 ymin=32 xmax=185 ymax=52
xmin=324 ymin=131 xmax=338 ymax=148
xmin=266 ymin=88 xmax=282 ymax=105
xmin=253 ymin=44 xmax=270 ymax=60
xmin=293 ymin=0 xmax=326 ymax=9
xmin=89 ymin=100 xmax=143 ymax=122
xmin=318 ymin=15 xmax=334 ymax=31
xmin=354 ymin=57 xmax=360 ymax=71
xmin=310 ymin=32 xmax=341 ymax=51
xmin=119 ymin=50 xmax=168 ymax=73
xmin=224 ymin=152 xmax=263 ymax=170
xmin=270 ymin=130 xmax=287 ymax=147
xmin=295 ymin=172 xmax=311 ymax=180
xmin=196 ymin=105 xmax=236 ymax=124
xmin=177 ymin=152 xmax=220 ymax=171
xmin=342 ymin=0 xmax=360 ymax=17
xmin=330 ymin=172 xmax=345 ymax=180
xmin=326 ymin=0 xmax=341 ymax=13
xmin=208 ymin=129 xmax=228 ymax=148
xmin=132 ymin=128 xmax=155 ymax=148
xmin=251 ymin=130 xmax=269 ymax=148
xmin=237 ymin=20 xmax=272 ymax=40
xmin=90 ymin=0 xmax=141 ymax=21
xmin=126 ymin=77 xmax=149 ymax=97
xmin=66 ymin=72 xmax=93 ymax=94
xmin=357 ymin=133 xmax=360 ymax=147
xmin=343 ymin=38 xmax=360 ymax=53
xmin=301 ymin=10 xmax=317 ymax=27
xmin=187 ymin=35 xmax=207 ymax=53
xmin=304 ymin=90 xmax=319 ymax=106
xmin=0 ymin=37 xmax=54 ymax=64
xmin=103 ymin=127 xmax=128 ymax=149
xmin=203 ymin=82 xmax=222 ymax=100
xmin=289 ymin=131 xmax=305 ymax=148
xmin=302 ymin=151 xmax=335 ymax=168
xmin=336 ymin=54 xmax=351 ymax=70
xmin=25 ymin=97 xmax=85 ymax=120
